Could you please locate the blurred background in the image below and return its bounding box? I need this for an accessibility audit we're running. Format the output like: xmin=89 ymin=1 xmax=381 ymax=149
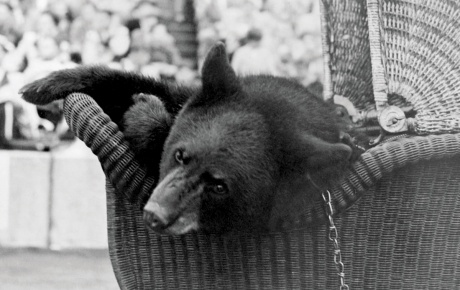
xmin=0 ymin=0 xmax=322 ymax=288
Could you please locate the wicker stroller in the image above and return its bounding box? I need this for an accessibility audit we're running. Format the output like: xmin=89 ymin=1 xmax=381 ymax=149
xmin=62 ymin=0 xmax=460 ymax=289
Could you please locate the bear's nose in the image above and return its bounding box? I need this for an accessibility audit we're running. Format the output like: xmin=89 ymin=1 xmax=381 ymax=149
xmin=143 ymin=210 xmax=168 ymax=231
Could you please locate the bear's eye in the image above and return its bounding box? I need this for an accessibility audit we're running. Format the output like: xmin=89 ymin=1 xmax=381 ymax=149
xmin=174 ymin=149 xmax=189 ymax=165
xmin=175 ymin=149 xmax=184 ymax=164
xmin=209 ymin=182 xmax=228 ymax=196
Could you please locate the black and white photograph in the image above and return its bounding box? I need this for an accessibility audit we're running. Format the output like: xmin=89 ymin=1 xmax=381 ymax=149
xmin=1 ymin=0 xmax=460 ymax=289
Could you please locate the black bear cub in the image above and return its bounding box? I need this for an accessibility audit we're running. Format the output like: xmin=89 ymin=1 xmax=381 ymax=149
xmin=21 ymin=43 xmax=360 ymax=235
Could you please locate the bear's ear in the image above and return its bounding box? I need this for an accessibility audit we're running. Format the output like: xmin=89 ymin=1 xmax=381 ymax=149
xmin=200 ymin=42 xmax=240 ymax=102
xmin=303 ymin=135 xmax=353 ymax=188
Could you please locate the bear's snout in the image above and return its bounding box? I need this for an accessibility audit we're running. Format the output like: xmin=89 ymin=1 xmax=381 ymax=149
xmin=143 ymin=167 xmax=202 ymax=235
xmin=143 ymin=202 xmax=174 ymax=232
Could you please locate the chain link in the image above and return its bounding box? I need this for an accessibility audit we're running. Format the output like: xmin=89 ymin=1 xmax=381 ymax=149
xmin=322 ymin=190 xmax=349 ymax=290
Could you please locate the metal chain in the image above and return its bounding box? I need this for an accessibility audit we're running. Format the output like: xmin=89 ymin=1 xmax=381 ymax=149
xmin=322 ymin=190 xmax=349 ymax=290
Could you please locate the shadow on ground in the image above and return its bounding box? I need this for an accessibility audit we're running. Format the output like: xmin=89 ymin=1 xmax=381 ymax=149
xmin=0 ymin=248 xmax=119 ymax=290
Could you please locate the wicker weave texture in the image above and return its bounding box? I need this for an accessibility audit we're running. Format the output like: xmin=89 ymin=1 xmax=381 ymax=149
xmin=376 ymin=0 xmax=460 ymax=134
xmin=64 ymin=93 xmax=155 ymax=208
xmin=106 ymin=157 xmax=460 ymax=290
xmin=322 ymin=0 xmax=460 ymax=134
xmin=64 ymin=93 xmax=460 ymax=289
xmin=320 ymin=0 xmax=375 ymax=110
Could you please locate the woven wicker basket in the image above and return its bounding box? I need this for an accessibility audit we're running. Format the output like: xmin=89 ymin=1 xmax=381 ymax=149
xmin=64 ymin=94 xmax=460 ymax=289
xmin=60 ymin=0 xmax=460 ymax=289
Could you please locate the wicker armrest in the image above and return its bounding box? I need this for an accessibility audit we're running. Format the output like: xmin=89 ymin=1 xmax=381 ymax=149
xmin=63 ymin=92 xmax=155 ymax=208
xmin=329 ymin=133 xmax=460 ymax=216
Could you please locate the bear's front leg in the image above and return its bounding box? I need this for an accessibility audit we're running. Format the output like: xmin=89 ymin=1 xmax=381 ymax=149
xmin=20 ymin=65 xmax=183 ymax=125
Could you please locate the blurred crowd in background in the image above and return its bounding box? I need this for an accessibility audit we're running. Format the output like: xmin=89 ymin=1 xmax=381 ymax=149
xmin=0 ymin=0 xmax=322 ymax=150
xmin=0 ymin=0 xmax=194 ymax=149
xmin=196 ymin=0 xmax=323 ymax=85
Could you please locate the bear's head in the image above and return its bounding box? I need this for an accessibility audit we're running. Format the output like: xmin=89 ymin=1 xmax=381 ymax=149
xmin=143 ymin=43 xmax=352 ymax=235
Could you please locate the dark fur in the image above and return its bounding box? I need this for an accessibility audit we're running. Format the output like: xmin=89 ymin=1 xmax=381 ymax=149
xmin=21 ymin=43 xmax=361 ymax=235
xmin=20 ymin=66 xmax=192 ymax=177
